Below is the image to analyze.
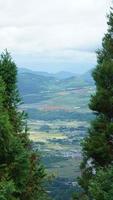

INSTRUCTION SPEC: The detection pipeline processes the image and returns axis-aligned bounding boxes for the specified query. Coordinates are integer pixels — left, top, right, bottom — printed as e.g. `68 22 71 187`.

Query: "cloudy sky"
0 0 112 73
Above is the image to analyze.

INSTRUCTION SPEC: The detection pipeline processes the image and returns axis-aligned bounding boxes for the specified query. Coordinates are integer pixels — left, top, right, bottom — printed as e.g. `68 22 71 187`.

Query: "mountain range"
18 68 77 79
18 68 94 97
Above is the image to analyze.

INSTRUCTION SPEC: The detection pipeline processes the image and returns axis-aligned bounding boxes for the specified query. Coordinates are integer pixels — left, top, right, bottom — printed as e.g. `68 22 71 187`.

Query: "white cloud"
0 0 112 72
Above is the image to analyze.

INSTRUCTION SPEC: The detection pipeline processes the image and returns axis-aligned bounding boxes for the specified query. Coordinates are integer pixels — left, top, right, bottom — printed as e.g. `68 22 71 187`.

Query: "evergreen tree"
89 166 113 200
74 8 113 199
0 50 49 200
0 50 26 134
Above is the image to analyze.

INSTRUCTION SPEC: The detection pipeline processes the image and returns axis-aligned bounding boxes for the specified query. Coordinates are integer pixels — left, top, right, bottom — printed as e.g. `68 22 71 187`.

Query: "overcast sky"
0 0 112 73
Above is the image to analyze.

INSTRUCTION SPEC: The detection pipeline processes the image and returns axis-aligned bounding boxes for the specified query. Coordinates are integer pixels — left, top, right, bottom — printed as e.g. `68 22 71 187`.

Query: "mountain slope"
18 69 94 97
52 71 76 79
18 72 56 95
18 68 76 79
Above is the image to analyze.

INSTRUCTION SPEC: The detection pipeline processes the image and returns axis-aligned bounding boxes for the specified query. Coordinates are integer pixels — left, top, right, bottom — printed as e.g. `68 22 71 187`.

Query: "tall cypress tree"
0 50 49 200
0 78 23 200
0 50 26 134
74 8 113 200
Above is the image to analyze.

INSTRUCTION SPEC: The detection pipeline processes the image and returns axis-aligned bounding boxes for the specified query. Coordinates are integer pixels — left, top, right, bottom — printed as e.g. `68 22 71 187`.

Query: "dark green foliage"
0 179 16 200
0 50 17 106
73 8 113 200
89 166 113 200
82 116 113 167
89 60 113 118
0 50 48 200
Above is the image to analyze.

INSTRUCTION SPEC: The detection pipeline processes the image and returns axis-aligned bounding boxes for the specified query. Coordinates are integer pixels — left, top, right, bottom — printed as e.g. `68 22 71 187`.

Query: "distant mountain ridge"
18 68 77 79
18 68 94 99
18 72 56 95
52 71 77 79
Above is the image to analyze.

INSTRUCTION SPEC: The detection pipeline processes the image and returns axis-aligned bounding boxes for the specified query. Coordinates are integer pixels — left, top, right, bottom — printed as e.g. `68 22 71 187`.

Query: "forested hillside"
18 69 94 96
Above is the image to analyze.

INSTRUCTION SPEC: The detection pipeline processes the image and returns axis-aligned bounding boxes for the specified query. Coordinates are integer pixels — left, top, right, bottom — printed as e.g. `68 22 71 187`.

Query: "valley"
18 69 94 200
